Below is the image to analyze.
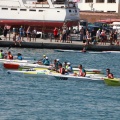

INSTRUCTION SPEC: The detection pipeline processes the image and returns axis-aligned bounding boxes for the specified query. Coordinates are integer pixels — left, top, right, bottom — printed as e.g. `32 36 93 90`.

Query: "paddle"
7 45 12 51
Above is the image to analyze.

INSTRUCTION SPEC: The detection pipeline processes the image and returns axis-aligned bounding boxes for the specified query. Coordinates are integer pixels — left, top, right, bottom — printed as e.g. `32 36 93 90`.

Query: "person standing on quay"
3 26 8 40
19 26 24 41
26 26 31 42
80 27 84 42
53 27 58 42
32 27 37 42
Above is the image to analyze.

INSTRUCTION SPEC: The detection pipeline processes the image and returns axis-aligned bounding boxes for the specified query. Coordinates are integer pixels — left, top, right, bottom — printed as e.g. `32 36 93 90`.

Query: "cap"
67 62 71 65
43 55 46 57
46 57 48 59
56 59 59 61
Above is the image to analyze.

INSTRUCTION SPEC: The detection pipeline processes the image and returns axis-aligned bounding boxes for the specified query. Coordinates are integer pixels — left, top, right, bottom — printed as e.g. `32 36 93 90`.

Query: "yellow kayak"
104 78 120 86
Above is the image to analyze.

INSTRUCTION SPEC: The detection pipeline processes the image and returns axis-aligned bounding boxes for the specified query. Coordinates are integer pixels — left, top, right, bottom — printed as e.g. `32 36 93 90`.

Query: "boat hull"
104 78 120 86
4 63 19 69
7 69 104 81
0 19 78 27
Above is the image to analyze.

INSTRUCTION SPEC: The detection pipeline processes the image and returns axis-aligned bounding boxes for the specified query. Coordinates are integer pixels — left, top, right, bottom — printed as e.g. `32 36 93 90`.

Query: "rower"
42 55 46 64
82 46 86 53
106 68 114 79
78 64 86 77
7 51 13 60
37 54 46 64
52 59 57 70
56 59 61 70
17 53 23 60
0 50 5 59
57 63 66 75
63 61 67 69
66 62 73 74
43 57 50 66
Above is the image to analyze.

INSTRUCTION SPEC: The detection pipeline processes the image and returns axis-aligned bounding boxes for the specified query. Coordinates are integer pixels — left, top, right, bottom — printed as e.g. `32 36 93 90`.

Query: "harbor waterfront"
0 48 120 119
0 36 120 51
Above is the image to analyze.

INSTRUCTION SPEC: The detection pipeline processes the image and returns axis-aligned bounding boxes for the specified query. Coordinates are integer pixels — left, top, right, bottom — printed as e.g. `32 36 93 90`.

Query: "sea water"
0 48 120 120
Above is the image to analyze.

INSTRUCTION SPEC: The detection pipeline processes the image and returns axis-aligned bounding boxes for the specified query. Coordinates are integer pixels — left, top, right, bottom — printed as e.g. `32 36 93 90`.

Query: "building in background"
78 0 120 14
78 0 120 23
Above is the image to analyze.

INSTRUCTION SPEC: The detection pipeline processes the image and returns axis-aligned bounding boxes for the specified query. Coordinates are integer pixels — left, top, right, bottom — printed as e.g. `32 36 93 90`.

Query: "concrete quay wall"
0 41 120 51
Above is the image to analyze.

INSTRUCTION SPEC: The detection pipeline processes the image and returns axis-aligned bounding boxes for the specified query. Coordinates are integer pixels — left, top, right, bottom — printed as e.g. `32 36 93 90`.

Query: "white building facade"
78 0 120 13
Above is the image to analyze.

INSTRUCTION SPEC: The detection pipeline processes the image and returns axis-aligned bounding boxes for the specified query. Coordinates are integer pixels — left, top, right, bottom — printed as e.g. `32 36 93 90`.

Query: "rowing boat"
54 49 109 54
3 62 102 74
104 78 120 86
7 69 105 80
3 62 51 69
0 59 31 63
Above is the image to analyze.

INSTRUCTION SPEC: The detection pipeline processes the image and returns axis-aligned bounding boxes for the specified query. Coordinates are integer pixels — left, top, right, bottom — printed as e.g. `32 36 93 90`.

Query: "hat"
56 59 59 61
43 55 46 57
67 62 71 65
46 57 48 59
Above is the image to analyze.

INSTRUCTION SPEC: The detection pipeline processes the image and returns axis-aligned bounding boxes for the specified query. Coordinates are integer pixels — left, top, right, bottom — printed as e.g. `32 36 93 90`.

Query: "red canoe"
3 63 20 69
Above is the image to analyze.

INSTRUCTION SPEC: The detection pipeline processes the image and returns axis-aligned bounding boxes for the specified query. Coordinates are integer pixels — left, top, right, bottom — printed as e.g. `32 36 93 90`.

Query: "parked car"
87 25 100 33
93 22 111 33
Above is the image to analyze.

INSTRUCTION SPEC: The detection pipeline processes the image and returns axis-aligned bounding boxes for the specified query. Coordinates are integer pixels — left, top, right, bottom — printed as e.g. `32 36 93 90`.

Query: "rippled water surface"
0 48 120 120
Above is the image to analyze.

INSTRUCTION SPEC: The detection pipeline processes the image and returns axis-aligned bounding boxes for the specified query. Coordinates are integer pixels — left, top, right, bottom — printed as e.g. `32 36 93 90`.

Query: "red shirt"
7 55 13 60
53 29 58 36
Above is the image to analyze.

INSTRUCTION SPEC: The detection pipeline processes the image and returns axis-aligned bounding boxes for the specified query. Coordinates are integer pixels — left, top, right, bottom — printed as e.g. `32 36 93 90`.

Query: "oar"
7 45 12 51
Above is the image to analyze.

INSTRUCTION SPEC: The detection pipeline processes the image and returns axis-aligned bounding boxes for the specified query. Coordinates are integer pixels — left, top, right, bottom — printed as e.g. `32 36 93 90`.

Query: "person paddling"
57 63 66 75
78 64 86 77
17 53 23 60
7 51 13 60
66 62 73 74
37 55 46 65
0 50 5 59
106 68 114 79
43 57 50 66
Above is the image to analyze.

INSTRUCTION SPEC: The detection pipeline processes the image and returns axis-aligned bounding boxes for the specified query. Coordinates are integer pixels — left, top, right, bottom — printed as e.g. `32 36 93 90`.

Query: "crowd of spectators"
1 25 119 46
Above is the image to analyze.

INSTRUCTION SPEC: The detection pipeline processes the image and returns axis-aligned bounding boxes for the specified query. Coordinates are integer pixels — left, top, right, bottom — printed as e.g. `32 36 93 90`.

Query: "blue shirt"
43 59 50 66
17 56 22 60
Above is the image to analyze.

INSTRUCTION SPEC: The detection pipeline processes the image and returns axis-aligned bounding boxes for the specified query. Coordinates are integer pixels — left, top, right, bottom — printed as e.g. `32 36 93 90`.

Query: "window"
2 8 8 10
107 0 116 3
39 10 43 12
85 0 93 3
20 9 27 11
96 0 104 3
29 9 36 11
11 8 17 10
